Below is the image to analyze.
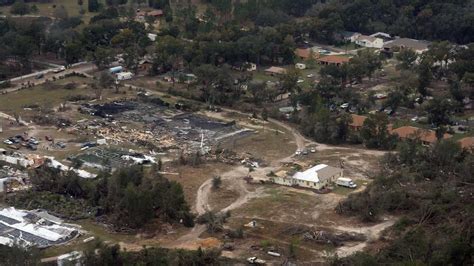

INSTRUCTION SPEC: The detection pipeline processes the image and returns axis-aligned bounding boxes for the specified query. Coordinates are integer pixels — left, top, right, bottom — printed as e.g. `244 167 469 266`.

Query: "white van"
335 177 357 188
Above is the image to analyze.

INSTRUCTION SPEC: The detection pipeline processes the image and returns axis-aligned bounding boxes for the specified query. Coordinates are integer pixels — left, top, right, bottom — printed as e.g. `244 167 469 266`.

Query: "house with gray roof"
383 38 430 54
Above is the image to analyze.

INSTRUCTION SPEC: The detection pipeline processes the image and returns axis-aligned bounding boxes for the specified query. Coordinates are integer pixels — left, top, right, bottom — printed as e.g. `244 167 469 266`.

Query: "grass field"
0 76 134 113
0 0 106 23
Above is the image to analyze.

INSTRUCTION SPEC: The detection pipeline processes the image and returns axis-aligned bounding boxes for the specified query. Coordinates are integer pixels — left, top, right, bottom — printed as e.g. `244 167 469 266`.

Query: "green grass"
335 42 358 51
252 70 278 82
0 0 105 23
0 77 93 113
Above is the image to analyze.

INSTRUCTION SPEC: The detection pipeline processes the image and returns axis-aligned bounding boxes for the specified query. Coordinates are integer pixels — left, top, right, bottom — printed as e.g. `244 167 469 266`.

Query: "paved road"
2 62 96 93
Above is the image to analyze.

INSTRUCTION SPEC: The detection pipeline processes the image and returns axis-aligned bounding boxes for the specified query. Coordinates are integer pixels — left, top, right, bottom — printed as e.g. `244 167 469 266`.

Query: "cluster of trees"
83 241 223 266
0 241 225 265
13 163 193 229
336 140 473 264
307 0 474 44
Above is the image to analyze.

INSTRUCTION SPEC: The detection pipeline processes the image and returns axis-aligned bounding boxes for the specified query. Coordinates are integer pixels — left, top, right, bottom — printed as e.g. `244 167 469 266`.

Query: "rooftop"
318 55 350 64
294 48 318 59
293 164 342 183
383 38 430 51
350 114 367 128
391 126 452 144
356 35 378 43
458 137 474 151
264 66 287 75
0 207 80 248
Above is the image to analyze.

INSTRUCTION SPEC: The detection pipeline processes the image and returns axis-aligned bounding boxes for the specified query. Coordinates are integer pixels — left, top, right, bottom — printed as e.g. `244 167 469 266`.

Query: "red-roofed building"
295 48 319 60
391 126 452 145
458 137 474 152
349 114 367 131
318 55 350 66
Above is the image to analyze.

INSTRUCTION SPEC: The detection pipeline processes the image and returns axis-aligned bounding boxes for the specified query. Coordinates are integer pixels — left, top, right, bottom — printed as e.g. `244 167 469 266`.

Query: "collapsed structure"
0 207 80 248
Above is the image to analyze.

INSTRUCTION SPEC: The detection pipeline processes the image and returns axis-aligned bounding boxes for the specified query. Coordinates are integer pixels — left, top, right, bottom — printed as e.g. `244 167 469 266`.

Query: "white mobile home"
116 72 133 81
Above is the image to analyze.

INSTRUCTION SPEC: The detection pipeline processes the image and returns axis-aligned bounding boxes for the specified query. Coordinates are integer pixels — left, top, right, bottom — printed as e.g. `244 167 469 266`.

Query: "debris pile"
281 225 366 246
302 230 366 246
0 207 82 248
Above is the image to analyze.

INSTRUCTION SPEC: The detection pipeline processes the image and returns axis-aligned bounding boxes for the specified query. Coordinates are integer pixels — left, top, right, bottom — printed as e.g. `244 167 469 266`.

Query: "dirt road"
4 62 96 93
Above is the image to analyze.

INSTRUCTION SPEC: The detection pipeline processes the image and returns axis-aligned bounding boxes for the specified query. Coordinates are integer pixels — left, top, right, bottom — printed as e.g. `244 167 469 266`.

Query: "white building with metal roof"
271 164 343 190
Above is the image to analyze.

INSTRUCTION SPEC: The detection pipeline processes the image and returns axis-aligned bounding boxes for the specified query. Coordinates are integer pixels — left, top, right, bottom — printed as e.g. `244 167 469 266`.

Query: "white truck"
335 177 357 188
247 257 266 264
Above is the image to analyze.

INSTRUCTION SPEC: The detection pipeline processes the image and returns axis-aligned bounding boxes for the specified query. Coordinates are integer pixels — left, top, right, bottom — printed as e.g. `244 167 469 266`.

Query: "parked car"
9 137 20 144
340 103 349 109
27 143 37 150
28 138 39 145
306 73 315 78
35 73 44 79
56 142 66 149
310 148 316 153
53 66 66 73
3 139 13 145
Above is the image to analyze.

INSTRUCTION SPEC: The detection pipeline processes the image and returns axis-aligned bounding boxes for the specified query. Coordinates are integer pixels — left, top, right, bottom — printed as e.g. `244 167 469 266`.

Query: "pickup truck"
247 257 266 265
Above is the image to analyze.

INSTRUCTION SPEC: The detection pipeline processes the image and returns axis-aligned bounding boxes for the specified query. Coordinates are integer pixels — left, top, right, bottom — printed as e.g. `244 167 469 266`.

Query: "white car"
307 74 315 78
3 139 13 145
340 103 349 109
297 79 304 83
411 116 419 122
53 66 66 73
295 150 301 156
310 148 316 153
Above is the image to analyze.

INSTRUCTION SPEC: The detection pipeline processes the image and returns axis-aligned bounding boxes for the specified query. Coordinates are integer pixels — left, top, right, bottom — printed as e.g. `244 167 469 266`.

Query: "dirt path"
164 108 392 254
335 217 396 257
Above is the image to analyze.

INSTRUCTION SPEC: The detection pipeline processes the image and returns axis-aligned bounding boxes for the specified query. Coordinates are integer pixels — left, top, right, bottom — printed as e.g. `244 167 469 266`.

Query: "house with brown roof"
295 48 319 60
264 66 287 76
318 55 350 66
391 126 452 145
458 137 474 152
147 10 163 17
349 114 367 131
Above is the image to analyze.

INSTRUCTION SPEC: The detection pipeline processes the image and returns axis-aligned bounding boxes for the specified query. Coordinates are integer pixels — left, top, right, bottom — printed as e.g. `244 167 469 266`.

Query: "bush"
10 1 30 15
212 176 222 189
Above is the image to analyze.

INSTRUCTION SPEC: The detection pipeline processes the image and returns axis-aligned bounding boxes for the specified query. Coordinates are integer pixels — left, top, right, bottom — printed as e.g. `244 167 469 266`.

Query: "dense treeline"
8 163 194 229
83 241 224 265
230 0 473 44
335 140 473 264
0 241 226 266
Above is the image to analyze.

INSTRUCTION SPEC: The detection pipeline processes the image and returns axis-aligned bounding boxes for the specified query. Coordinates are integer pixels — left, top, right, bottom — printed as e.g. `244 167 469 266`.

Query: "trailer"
335 177 357 188
116 72 133 81
109 66 123 74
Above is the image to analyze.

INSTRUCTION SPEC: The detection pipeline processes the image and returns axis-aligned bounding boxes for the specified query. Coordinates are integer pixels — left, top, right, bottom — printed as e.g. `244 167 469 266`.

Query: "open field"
0 0 103 23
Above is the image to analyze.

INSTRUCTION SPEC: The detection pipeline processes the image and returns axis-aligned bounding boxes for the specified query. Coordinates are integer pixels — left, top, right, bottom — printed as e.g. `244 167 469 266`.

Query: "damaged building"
0 207 81 248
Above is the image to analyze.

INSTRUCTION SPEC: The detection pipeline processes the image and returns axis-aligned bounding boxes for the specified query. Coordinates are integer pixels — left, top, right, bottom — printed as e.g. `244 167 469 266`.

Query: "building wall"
355 38 383 48
271 174 342 189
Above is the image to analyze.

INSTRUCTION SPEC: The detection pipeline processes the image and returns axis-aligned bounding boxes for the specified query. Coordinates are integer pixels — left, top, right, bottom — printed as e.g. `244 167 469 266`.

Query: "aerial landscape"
0 0 472 265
